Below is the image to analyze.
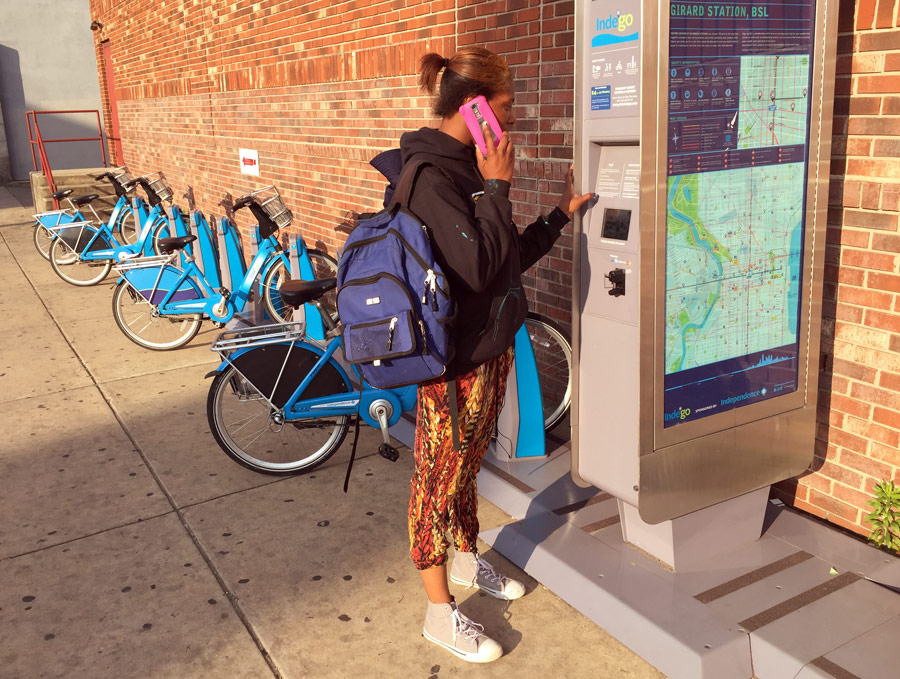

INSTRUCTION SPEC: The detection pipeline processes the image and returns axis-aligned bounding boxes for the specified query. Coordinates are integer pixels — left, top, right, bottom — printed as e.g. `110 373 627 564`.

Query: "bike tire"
114 206 139 245
33 225 54 261
111 279 202 350
207 352 350 475
525 312 572 432
261 250 338 324
150 219 171 256
48 237 113 287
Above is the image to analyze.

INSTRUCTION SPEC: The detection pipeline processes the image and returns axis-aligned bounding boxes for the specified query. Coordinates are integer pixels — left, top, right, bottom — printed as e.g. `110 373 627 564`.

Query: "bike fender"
205 361 228 378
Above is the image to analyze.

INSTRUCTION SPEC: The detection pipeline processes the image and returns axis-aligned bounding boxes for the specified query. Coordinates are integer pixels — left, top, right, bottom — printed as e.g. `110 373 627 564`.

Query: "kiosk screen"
602 209 632 241
663 0 815 427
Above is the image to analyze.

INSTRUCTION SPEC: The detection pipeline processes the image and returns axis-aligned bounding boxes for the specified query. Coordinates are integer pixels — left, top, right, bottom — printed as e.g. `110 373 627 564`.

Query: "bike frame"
36 193 140 246
214 331 418 430
54 196 172 264
118 232 282 324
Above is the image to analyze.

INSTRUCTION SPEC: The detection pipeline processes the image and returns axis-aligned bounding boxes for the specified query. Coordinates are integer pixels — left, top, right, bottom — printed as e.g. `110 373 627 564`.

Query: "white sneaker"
449 551 526 600
422 599 503 663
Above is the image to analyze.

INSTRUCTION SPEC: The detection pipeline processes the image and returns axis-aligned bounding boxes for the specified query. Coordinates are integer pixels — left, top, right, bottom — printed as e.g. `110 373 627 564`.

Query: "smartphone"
459 95 503 156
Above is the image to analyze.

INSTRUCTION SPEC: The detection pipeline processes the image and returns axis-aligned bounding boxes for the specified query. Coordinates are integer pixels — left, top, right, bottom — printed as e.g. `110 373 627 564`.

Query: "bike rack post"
248 236 266 325
288 235 306 326
217 220 233 298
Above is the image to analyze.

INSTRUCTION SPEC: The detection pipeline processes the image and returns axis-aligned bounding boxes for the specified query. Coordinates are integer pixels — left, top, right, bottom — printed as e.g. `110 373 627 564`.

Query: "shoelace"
475 555 506 587
451 608 486 643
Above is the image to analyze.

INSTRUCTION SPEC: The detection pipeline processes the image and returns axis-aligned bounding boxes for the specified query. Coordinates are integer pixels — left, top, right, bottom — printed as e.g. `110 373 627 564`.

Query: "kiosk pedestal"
571 0 837 564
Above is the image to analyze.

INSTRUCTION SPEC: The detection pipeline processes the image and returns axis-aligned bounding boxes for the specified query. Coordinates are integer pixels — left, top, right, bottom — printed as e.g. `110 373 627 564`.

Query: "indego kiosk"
572 0 838 566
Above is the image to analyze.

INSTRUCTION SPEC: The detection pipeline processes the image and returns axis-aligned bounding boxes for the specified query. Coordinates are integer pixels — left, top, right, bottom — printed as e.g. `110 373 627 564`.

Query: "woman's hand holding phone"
476 123 514 183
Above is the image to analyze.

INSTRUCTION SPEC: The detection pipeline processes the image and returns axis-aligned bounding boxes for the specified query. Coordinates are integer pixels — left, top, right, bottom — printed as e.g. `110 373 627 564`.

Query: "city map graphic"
665 164 803 374
665 54 809 376
737 55 810 149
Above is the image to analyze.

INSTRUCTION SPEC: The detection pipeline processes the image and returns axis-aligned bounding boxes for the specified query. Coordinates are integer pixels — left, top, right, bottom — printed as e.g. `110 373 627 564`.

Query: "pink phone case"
459 96 503 155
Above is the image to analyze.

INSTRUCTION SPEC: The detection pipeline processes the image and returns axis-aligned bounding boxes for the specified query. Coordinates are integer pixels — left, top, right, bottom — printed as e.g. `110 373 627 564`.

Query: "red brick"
880 371 900 391
870 441 900 466
857 75 900 94
838 285 893 310
875 0 898 28
829 393 873 419
850 382 900 410
867 272 900 294
873 407 900 431
865 309 900 333
842 249 899 272
807 489 862 522
856 0 878 30
840 449 895 479
819 460 865 489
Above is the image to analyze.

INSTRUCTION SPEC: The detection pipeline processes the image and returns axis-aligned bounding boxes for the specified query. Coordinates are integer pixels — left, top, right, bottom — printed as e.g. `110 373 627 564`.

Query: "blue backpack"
337 160 455 389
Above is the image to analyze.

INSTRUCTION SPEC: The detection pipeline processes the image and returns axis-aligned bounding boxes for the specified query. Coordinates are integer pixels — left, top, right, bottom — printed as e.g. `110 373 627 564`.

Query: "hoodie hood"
400 127 476 167
399 127 483 202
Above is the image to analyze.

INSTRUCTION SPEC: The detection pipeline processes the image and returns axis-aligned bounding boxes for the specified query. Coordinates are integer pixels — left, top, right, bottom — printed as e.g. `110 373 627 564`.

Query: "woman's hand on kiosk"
557 165 595 219
476 123 514 184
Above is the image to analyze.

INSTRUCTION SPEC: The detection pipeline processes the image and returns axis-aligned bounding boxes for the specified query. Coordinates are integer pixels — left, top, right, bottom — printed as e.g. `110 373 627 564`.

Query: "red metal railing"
26 110 108 209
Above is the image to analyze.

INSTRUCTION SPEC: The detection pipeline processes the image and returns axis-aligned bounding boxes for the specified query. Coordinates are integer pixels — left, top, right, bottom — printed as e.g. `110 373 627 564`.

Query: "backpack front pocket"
343 311 416 364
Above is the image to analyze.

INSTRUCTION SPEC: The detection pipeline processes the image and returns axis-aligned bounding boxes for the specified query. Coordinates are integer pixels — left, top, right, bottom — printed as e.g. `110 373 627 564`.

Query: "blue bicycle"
110 186 335 350
47 172 176 286
204 278 572 474
33 168 140 261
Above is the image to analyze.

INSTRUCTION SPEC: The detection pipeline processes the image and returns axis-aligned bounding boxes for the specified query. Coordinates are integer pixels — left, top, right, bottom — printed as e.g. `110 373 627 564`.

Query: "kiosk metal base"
475 445 900 679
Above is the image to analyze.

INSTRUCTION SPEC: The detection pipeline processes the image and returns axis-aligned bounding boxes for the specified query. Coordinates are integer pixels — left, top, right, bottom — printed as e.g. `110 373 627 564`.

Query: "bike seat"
279 278 337 308
157 235 197 253
71 194 99 207
51 189 73 201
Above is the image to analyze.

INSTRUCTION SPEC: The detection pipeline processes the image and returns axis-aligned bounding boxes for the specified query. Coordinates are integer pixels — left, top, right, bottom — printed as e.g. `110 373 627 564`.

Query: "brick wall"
88 0 574 318
771 0 900 538
88 0 900 538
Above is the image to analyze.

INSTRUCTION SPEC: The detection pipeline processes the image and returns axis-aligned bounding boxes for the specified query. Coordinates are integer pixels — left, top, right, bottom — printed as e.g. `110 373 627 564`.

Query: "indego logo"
664 407 691 422
597 11 634 32
592 10 639 47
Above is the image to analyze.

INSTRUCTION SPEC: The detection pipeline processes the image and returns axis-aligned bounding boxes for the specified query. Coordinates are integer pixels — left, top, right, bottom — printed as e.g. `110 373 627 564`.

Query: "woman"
401 47 593 663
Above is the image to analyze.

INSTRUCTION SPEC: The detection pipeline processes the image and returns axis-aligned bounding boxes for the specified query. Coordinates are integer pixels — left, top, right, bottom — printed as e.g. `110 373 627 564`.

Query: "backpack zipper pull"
423 269 437 308
429 270 438 311
386 316 398 351
418 319 429 354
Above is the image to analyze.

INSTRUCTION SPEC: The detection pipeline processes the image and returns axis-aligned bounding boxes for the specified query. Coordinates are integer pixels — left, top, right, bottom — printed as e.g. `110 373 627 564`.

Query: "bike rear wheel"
48 237 113 286
261 250 338 324
525 312 572 431
111 279 202 350
207 355 350 474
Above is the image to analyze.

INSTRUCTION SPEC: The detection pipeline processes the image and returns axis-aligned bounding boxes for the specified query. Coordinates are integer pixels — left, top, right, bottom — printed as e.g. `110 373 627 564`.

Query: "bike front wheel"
114 207 139 245
48 237 113 286
111 280 202 350
261 250 338 324
207 356 350 474
525 312 572 432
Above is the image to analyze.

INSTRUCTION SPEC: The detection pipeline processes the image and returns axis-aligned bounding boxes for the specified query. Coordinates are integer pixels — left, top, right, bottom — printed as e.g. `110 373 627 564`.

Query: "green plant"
865 480 900 553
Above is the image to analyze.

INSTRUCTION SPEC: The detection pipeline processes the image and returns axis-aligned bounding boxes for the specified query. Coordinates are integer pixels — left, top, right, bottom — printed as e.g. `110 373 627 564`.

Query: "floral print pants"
408 347 514 570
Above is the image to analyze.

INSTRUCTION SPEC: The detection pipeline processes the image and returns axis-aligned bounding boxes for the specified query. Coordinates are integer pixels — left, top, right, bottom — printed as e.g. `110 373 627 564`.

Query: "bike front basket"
147 174 174 202
258 190 293 229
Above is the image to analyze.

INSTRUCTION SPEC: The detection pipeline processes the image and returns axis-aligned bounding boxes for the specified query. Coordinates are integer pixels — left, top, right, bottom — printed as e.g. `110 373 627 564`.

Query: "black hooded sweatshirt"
399 126 569 378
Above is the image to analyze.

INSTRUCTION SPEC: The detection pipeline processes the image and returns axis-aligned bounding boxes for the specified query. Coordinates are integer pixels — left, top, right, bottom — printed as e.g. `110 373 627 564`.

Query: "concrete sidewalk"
0 185 665 679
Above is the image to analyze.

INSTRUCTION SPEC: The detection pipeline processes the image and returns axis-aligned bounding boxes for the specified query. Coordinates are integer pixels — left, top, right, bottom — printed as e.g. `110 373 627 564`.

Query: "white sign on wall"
239 148 259 176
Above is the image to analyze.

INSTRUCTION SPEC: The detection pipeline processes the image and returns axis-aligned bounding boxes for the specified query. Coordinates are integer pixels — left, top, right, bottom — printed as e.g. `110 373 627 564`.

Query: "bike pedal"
378 443 399 462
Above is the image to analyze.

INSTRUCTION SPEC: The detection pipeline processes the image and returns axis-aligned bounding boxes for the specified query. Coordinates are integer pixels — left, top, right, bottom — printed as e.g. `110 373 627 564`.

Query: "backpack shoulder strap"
388 160 454 213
